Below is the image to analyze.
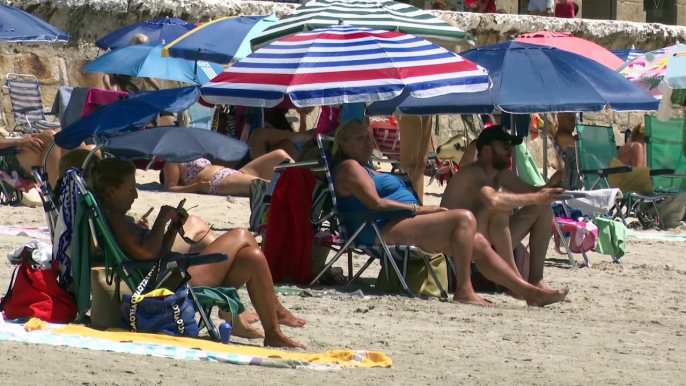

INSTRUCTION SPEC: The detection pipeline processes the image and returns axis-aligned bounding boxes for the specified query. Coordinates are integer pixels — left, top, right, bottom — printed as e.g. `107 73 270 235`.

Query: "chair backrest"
6 73 47 123
188 102 215 130
368 118 401 161
575 124 618 190
644 115 686 192
315 134 419 242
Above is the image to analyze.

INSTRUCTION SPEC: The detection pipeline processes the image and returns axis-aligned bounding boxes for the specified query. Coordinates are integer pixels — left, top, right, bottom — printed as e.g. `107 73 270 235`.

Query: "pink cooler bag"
553 218 598 254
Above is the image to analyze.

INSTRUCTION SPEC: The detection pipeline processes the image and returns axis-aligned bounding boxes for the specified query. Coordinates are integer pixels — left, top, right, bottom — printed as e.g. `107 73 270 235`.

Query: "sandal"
318 267 347 285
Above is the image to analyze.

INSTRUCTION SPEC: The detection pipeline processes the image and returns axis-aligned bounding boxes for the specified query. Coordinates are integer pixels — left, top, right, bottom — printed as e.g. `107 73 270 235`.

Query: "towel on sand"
568 188 622 215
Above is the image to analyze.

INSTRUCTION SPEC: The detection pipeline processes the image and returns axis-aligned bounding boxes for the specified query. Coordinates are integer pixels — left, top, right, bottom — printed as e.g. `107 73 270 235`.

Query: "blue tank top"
335 165 418 244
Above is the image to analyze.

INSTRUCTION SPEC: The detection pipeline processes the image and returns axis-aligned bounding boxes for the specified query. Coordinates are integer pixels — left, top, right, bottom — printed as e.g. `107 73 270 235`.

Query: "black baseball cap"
476 125 523 151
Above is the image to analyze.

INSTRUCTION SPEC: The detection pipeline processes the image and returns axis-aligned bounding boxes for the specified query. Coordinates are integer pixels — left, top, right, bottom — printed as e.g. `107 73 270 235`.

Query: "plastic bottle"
219 322 232 344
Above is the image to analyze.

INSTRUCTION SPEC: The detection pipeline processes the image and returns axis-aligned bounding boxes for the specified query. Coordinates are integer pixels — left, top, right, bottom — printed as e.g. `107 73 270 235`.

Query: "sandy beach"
0 170 684 386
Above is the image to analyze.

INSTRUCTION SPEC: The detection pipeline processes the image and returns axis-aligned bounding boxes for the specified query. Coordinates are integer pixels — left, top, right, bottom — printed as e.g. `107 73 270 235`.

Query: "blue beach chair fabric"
6 73 60 135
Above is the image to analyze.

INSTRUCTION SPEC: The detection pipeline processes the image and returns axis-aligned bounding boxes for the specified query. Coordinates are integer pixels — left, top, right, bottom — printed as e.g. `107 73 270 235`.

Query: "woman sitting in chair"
617 123 646 168
162 149 293 196
90 157 305 348
332 119 568 307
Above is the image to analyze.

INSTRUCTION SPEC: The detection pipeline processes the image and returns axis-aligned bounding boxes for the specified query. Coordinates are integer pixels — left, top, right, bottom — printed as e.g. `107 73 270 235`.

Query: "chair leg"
552 217 577 266
187 282 219 341
344 256 375 287
310 223 367 286
371 223 414 298
652 200 664 230
423 256 448 300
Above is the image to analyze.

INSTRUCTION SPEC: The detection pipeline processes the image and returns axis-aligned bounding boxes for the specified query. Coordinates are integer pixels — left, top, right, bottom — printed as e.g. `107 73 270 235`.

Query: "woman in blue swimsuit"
332 120 568 307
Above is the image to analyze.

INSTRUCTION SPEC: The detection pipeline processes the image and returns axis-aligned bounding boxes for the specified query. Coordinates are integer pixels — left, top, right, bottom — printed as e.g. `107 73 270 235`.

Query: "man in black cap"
441 125 564 291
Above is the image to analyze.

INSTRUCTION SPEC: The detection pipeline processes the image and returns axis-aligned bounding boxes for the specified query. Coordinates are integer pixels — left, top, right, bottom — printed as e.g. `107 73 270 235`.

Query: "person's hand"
537 187 564 203
174 207 189 227
545 170 565 188
17 134 45 153
158 205 178 223
136 216 150 229
195 179 211 193
417 205 449 215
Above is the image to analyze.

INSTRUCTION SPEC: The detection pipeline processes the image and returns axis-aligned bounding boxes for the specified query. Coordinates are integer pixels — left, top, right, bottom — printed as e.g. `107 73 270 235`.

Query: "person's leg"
15 130 61 187
239 149 293 180
213 172 261 196
399 115 432 204
247 127 310 159
171 215 218 254
475 208 519 274
187 228 305 348
508 205 554 288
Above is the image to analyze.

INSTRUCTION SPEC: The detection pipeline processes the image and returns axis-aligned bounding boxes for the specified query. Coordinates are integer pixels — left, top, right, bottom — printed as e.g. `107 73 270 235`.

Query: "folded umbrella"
99 126 249 163
54 86 200 150
96 17 196 50
0 4 68 43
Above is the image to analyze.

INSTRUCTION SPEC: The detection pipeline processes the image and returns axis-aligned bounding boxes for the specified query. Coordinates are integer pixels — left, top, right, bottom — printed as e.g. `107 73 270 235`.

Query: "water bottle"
219 322 232 344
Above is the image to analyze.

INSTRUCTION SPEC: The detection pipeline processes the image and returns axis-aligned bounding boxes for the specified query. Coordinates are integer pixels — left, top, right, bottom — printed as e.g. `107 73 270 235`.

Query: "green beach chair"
57 169 243 340
644 115 686 193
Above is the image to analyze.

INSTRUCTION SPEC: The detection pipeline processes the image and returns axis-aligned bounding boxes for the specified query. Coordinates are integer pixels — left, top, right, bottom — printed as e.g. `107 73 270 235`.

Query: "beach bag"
119 258 198 337
376 255 448 298
0 248 77 323
554 218 598 254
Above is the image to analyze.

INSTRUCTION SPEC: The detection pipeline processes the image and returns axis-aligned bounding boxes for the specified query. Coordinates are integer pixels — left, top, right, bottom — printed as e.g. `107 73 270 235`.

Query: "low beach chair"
55 169 243 339
5 73 60 135
308 134 452 299
644 115 686 194
0 147 25 205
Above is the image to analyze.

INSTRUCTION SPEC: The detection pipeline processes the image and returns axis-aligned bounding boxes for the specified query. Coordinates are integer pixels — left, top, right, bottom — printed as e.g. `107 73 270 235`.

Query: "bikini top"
184 158 212 184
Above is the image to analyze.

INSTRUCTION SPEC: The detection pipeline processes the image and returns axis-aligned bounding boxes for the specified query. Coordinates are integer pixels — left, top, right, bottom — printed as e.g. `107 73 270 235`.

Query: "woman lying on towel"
332 120 569 307
91 158 305 348
161 149 294 196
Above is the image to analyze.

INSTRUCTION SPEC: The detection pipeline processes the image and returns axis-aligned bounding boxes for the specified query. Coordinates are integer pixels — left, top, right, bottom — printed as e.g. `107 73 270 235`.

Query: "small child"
554 0 575 18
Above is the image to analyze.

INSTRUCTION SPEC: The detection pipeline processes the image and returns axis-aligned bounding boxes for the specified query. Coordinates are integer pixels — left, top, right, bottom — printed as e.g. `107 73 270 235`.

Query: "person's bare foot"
277 308 307 328
505 288 524 300
526 287 569 307
242 310 260 324
453 291 495 307
232 317 265 339
264 332 306 349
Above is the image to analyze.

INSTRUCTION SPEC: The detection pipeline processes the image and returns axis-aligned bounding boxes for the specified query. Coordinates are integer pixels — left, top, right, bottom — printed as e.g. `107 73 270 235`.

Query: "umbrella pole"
542 113 549 181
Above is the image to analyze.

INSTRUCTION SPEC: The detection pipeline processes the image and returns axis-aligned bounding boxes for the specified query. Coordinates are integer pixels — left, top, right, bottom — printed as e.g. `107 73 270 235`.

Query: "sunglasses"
177 224 212 245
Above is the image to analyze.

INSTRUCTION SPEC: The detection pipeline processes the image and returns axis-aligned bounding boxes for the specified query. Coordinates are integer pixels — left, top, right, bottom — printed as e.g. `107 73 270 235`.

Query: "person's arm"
335 160 444 215
630 142 646 167
102 74 116 91
105 206 176 261
0 134 45 153
472 168 560 211
144 77 161 90
477 0 488 12
162 163 210 193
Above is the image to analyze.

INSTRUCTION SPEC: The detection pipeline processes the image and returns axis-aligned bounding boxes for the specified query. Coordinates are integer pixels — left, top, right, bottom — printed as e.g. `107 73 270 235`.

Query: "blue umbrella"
610 46 647 64
162 15 279 64
366 41 659 116
54 86 199 150
0 4 68 43
95 17 196 50
99 126 249 162
80 43 224 85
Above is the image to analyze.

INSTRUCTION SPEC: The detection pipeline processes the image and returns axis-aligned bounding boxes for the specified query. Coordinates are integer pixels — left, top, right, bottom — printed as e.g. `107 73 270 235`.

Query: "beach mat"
0 317 391 370
626 229 686 242
0 225 51 240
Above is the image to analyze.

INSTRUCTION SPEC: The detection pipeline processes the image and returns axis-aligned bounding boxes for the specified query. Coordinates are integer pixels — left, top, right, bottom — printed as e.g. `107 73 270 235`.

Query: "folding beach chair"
56 170 243 339
308 134 453 299
0 147 25 205
644 116 686 194
5 73 60 135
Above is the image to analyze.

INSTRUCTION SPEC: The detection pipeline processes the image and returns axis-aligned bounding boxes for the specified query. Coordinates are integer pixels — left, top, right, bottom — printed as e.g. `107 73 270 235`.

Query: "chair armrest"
121 252 228 272
0 147 21 157
337 208 416 221
580 166 632 176
11 106 40 114
649 169 675 176
274 159 324 171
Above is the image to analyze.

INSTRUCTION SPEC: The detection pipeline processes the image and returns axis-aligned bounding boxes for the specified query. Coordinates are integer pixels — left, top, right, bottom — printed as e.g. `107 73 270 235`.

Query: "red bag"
0 249 77 323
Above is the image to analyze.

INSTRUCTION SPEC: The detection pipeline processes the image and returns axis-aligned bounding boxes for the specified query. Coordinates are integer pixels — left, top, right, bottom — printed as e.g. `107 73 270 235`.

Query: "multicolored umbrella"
664 45 686 90
0 4 68 43
162 15 279 64
515 31 623 69
610 46 647 64
201 25 489 108
617 45 673 98
251 0 474 50
95 17 195 50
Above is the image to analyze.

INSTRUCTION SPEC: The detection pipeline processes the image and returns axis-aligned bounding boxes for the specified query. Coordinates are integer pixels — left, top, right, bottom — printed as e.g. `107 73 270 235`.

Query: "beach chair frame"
5 73 60 135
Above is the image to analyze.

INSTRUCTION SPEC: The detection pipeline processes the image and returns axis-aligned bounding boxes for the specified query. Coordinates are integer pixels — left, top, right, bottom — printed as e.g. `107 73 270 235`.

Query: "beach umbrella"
251 0 473 50
617 45 679 99
162 15 279 64
663 45 686 91
95 17 195 50
201 25 489 108
515 31 623 69
99 126 249 162
611 46 647 65
0 4 68 43
54 86 199 149
366 41 659 115
80 43 223 85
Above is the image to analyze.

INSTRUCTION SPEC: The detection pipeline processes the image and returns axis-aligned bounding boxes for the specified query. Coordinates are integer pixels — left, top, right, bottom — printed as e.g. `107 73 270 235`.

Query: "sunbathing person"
618 123 646 168
332 120 568 307
90 158 305 348
162 150 293 196
441 125 565 292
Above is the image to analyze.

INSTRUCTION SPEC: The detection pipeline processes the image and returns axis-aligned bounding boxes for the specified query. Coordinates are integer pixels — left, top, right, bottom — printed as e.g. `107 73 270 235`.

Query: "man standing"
440 125 564 289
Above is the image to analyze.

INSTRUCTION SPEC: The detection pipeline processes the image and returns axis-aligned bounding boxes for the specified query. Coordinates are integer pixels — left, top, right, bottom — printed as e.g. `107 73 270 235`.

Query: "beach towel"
263 168 317 284
81 88 128 117
53 169 79 289
594 217 627 258
568 188 622 215
514 143 545 186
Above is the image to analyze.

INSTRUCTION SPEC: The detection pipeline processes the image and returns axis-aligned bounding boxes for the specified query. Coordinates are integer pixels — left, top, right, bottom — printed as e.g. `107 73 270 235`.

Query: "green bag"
376 255 448 298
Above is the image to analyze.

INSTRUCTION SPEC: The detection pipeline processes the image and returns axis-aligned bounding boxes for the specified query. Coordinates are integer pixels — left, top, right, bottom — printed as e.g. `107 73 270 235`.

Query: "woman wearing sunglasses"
90 157 305 348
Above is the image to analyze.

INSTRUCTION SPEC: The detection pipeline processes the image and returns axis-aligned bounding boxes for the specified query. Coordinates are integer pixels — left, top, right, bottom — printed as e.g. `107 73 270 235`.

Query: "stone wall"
4 0 686 146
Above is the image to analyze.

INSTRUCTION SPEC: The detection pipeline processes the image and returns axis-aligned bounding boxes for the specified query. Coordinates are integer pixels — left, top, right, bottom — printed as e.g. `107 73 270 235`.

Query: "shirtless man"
441 125 564 290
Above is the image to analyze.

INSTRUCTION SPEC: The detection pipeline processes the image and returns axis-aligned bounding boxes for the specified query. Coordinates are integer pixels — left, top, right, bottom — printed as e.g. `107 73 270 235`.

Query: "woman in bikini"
162 149 294 196
617 123 646 167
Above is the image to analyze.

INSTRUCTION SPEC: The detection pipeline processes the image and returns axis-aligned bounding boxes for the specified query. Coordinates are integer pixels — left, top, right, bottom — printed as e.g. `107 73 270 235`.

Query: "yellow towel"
608 157 654 193
50 323 391 368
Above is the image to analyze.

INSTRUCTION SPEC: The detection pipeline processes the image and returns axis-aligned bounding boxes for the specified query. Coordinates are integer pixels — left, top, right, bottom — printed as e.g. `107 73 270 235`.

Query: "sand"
0 169 684 386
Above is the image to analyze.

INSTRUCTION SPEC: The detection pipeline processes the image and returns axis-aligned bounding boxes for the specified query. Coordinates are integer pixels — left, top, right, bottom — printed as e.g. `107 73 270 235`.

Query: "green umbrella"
251 0 474 50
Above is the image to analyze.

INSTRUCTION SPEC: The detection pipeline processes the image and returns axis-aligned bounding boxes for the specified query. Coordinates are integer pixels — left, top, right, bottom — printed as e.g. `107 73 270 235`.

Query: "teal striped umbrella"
251 0 474 50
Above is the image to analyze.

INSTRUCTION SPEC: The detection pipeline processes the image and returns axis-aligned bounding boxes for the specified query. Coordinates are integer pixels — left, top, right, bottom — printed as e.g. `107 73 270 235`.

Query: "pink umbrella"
516 31 624 69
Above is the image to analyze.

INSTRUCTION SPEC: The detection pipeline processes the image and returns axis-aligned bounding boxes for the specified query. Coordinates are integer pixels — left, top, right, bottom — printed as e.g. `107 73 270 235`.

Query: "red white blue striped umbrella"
200 25 489 108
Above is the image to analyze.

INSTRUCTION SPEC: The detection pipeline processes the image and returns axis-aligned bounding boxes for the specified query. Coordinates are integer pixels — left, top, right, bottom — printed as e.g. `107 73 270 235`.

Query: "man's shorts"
528 0 554 12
